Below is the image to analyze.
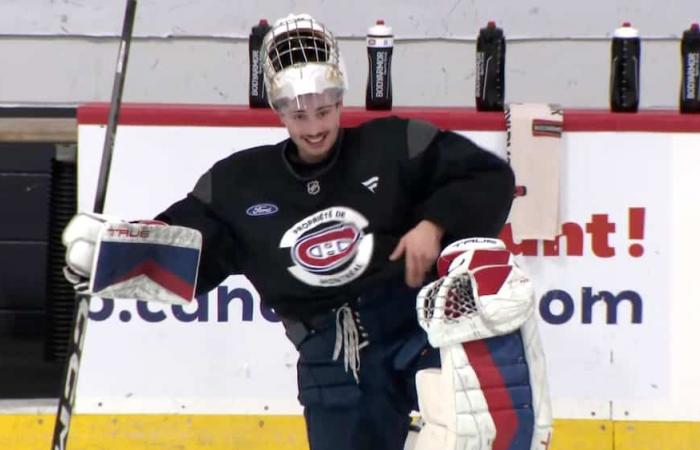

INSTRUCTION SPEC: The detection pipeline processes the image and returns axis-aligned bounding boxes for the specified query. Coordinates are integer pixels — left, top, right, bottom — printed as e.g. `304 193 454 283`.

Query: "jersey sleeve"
401 119 515 240
155 168 239 296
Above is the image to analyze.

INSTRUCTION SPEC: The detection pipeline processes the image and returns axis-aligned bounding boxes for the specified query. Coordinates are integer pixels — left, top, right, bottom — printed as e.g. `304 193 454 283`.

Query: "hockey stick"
51 1 137 449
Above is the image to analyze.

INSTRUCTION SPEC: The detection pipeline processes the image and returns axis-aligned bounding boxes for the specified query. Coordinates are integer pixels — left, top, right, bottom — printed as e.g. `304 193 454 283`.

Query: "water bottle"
610 22 641 112
680 23 700 113
475 21 506 111
249 19 271 108
366 20 393 110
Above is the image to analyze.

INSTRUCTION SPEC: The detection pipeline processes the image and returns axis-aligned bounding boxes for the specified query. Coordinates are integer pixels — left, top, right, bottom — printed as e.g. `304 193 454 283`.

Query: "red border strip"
77 102 700 132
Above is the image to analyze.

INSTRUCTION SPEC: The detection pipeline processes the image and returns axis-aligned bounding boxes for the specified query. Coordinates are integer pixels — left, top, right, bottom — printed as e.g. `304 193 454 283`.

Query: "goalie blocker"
63 212 202 305
413 238 552 450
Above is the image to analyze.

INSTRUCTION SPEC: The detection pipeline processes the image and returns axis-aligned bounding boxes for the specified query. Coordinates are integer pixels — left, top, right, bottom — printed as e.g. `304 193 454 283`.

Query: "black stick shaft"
93 0 137 214
51 2 137 449
49 292 90 450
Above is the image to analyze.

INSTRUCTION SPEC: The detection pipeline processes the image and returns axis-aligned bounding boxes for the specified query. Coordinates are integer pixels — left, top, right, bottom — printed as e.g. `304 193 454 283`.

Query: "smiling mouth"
305 134 326 145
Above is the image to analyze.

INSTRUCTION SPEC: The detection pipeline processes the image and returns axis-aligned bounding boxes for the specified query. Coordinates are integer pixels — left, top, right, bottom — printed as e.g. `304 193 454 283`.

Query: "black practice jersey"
157 116 514 319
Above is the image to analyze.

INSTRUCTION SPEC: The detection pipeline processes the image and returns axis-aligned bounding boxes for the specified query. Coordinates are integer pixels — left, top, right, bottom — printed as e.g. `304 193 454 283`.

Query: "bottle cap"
259 19 268 26
614 22 639 38
368 19 393 37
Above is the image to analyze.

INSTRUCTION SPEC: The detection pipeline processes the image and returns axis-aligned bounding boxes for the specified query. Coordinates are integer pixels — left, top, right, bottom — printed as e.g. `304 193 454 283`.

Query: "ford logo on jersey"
293 223 362 272
246 203 279 216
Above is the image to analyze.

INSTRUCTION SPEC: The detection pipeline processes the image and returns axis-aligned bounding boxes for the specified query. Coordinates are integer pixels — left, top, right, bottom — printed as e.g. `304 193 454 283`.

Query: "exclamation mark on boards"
628 207 645 257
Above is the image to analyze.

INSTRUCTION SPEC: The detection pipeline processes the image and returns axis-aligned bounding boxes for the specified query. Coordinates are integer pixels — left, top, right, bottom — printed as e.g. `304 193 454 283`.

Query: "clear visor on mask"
271 78 344 113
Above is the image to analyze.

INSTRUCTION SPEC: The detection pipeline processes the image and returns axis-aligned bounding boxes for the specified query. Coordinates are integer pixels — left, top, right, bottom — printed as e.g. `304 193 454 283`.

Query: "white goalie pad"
519 317 555 449
414 354 495 450
412 238 553 450
417 241 535 348
63 213 202 305
414 316 553 450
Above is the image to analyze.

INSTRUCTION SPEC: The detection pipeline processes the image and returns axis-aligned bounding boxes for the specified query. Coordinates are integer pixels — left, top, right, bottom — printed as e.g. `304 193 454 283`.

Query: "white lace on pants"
332 304 370 383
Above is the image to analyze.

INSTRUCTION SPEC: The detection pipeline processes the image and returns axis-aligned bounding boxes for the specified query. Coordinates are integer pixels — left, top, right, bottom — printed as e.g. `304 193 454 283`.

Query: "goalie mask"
261 14 347 111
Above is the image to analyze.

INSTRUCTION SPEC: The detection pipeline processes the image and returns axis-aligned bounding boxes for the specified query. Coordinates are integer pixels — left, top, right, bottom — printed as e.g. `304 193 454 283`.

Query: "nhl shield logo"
307 180 320 195
279 207 374 287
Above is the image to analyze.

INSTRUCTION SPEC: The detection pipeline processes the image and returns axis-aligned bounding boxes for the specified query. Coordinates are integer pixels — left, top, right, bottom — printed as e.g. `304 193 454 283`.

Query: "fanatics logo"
361 176 379 193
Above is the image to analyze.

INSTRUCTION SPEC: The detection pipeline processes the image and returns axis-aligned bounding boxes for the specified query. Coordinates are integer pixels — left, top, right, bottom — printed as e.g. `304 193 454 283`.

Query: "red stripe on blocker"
115 260 195 301
463 340 519 450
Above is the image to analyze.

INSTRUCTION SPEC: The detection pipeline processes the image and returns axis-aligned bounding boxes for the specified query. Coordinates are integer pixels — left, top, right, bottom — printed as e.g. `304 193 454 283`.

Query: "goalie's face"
278 93 343 164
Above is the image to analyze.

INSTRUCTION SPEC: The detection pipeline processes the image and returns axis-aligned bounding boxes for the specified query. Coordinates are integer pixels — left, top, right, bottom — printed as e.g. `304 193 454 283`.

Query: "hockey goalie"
413 238 553 450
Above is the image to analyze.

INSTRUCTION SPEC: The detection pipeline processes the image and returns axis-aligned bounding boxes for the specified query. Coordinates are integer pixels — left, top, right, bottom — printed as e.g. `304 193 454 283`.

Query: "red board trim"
77 103 700 132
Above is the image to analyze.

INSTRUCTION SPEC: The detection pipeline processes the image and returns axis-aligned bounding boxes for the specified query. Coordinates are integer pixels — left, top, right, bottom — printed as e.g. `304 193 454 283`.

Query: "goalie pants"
282 278 440 450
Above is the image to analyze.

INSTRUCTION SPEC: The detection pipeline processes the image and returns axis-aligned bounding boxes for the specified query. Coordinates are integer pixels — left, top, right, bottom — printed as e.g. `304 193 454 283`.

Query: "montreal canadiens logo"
279 207 374 287
293 223 362 272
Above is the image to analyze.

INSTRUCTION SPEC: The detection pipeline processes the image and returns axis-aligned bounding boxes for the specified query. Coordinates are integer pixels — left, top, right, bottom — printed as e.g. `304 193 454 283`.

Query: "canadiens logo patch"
293 223 362 272
279 207 374 287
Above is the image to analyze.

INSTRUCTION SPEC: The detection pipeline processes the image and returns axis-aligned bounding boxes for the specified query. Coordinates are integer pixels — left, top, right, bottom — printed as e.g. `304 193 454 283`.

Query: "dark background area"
0 107 77 398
